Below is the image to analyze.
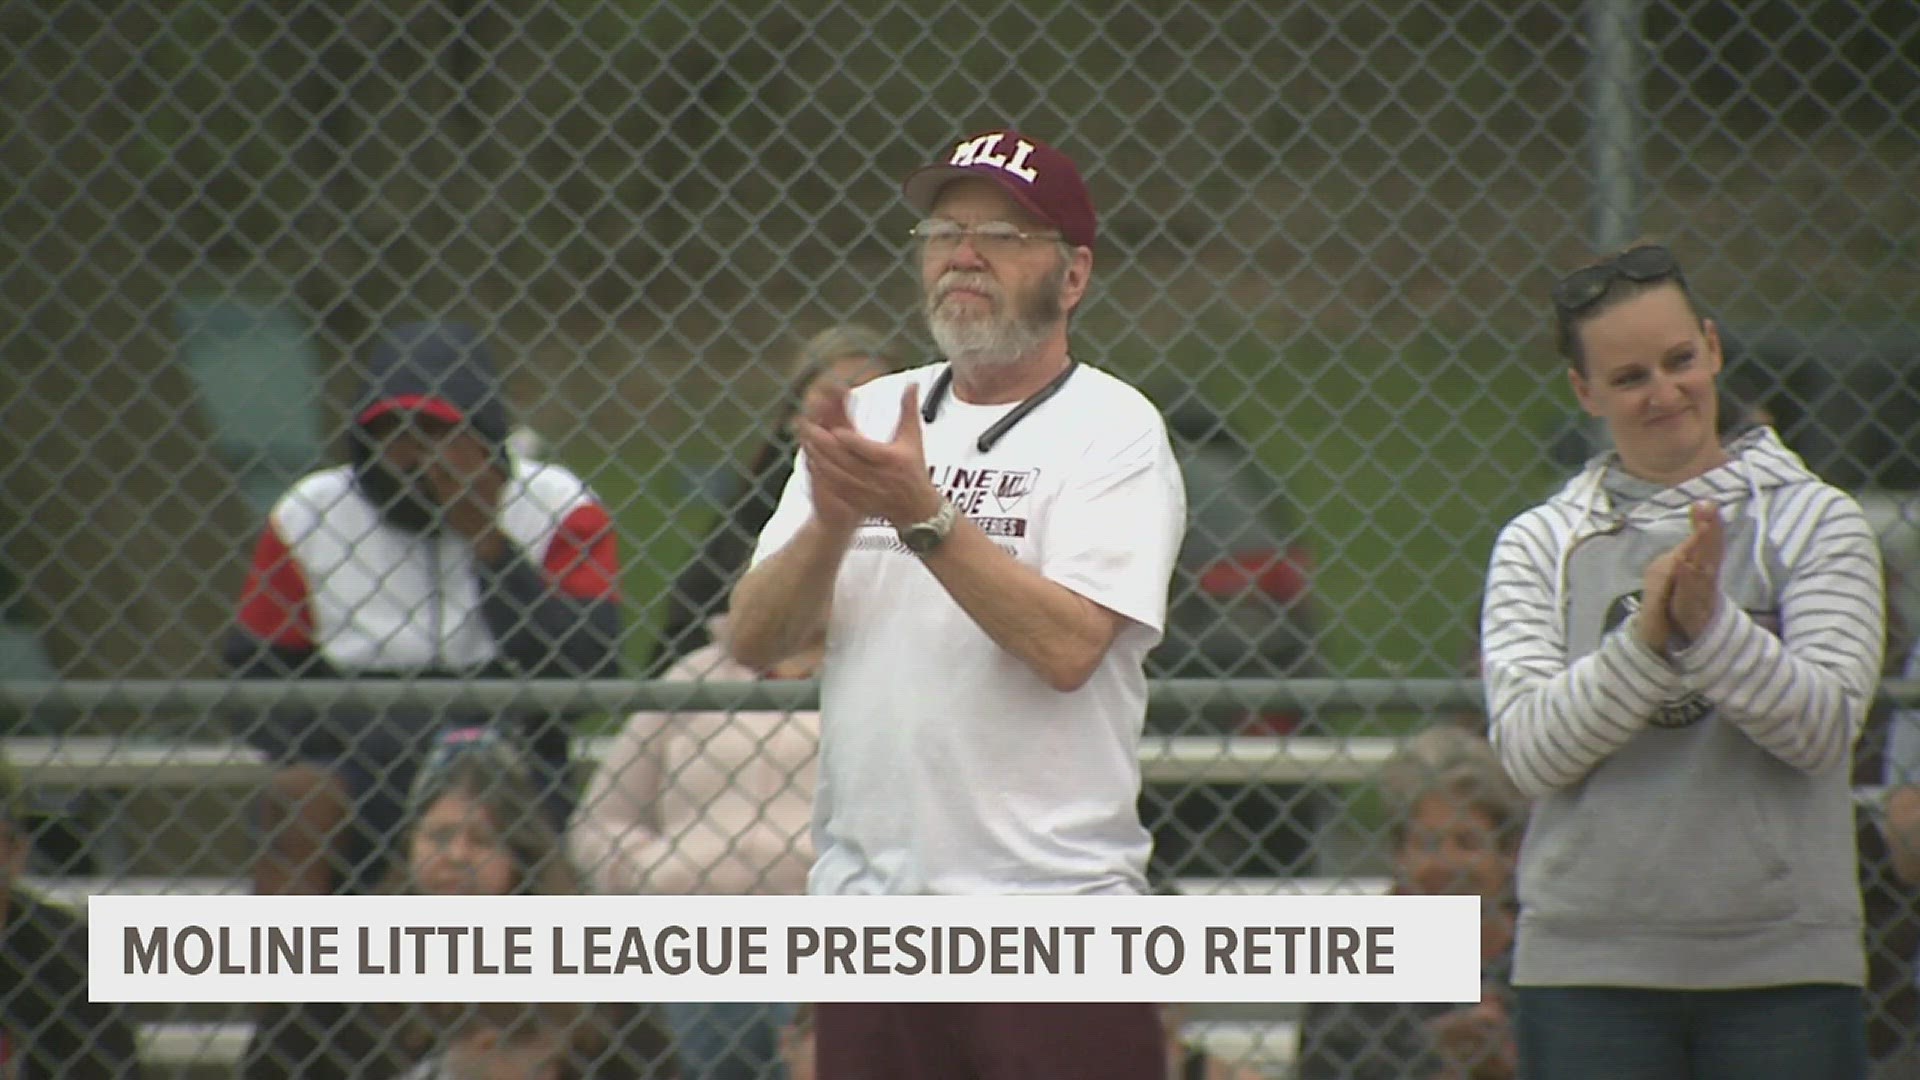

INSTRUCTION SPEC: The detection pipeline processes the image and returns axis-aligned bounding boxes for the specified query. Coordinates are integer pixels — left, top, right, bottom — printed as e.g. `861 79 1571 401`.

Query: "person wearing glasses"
725 129 1187 1078
1480 242 1886 1078
224 322 625 1080
381 750 679 1079
1296 724 1524 1080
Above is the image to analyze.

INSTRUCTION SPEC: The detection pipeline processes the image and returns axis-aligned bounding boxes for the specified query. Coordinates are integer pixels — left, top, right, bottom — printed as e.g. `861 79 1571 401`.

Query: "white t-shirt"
749 361 1187 896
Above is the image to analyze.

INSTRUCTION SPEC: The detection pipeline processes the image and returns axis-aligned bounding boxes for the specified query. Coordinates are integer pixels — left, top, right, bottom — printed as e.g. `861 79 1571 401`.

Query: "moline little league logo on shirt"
929 464 1041 538
1602 591 1784 730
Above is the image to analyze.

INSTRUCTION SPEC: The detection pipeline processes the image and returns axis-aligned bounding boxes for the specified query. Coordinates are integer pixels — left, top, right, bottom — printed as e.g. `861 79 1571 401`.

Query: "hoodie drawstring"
1553 469 1607 633
1550 430 1791 643
1746 457 1773 601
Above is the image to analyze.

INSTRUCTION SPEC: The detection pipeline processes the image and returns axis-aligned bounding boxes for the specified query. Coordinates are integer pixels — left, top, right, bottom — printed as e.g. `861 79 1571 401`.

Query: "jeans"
1514 984 1868 1080
662 1001 795 1080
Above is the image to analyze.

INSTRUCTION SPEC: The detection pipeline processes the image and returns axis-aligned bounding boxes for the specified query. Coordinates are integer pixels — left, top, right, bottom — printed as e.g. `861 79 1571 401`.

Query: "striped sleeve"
1678 485 1885 776
1481 508 1682 797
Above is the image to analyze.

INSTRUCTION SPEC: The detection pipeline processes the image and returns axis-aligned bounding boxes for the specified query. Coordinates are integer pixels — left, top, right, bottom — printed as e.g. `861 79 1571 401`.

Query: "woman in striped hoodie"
1480 243 1886 1079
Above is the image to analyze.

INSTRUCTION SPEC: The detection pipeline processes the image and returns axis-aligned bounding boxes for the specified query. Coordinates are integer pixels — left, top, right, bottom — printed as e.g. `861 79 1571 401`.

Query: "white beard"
928 304 1050 374
924 267 1063 374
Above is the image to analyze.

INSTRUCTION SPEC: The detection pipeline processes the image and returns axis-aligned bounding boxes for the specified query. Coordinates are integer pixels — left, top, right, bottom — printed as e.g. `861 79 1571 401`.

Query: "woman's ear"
1568 365 1603 418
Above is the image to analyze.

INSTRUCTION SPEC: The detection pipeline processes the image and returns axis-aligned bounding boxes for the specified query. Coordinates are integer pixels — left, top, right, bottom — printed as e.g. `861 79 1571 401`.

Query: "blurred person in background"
1296 725 1523 1080
1156 1004 1270 1080
381 747 679 1079
223 320 624 1079
0 755 142 1079
726 127 1186 1077
573 611 819 1079
1439 624 1492 737
1140 396 1324 881
1482 242 1885 1079
649 326 900 674
775 1005 813 1080
779 1000 1268 1080
1871 637 1920 1078
396 1002 577 1080
1880 647 1920 886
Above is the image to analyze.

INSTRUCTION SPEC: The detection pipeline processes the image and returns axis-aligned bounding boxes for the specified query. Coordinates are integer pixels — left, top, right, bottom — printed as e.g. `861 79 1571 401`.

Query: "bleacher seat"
28 875 244 911
136 1020 252 1071
125 1018 1303 1075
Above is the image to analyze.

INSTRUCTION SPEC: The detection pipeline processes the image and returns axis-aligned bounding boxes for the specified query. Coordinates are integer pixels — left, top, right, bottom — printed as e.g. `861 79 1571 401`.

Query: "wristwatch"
897 500 959 556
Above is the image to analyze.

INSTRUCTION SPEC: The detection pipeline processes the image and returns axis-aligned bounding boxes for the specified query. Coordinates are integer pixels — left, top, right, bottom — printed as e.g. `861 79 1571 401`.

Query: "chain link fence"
3 0 1919 1075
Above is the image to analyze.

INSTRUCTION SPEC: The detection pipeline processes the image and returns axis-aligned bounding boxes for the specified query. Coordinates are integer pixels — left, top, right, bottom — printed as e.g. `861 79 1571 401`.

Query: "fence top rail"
9 678 1920 714
0 726 1907 798
1 677 1487 713
0 733 1406 787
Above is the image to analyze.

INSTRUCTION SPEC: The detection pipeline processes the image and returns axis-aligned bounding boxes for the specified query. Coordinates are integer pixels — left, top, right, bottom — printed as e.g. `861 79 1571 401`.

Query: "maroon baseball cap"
902 129 1097 251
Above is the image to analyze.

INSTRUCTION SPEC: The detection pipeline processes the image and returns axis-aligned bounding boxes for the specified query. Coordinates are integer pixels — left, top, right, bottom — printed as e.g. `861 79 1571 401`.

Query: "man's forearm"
727 516 854 669
919 516 1117 692
475 545 623 677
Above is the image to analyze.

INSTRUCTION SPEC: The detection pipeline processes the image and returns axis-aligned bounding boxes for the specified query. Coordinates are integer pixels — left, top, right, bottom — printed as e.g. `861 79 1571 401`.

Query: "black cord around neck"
920 360 1080 452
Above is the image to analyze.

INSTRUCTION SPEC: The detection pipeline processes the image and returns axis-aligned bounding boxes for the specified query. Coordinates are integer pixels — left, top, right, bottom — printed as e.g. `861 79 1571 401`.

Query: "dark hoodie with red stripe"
223 321 623 778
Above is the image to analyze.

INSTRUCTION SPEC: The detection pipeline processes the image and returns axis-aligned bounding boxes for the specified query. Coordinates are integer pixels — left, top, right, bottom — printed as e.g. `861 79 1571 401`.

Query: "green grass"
1110 322 1571 684
577 449 712 666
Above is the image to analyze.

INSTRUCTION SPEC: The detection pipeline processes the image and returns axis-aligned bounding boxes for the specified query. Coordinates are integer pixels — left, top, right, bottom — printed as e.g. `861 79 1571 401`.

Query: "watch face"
899 503 953 554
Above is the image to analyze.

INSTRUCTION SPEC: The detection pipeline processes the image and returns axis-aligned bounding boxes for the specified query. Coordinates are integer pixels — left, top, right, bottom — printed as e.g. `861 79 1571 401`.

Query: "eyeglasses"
910 219 1060 257
1551 244 1685 314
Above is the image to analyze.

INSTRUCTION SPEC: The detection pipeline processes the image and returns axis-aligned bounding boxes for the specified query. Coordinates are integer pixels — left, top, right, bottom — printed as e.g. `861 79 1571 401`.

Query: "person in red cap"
223 320 624 1080
728 130 1187 1077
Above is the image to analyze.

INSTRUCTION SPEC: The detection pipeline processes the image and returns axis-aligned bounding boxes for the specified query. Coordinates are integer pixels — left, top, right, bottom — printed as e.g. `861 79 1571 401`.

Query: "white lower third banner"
90 894 1482 1004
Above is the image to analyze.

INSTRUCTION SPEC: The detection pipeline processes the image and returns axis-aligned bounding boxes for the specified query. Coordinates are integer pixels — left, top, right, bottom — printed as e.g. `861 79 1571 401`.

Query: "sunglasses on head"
414 725 524 788
1551 244 1684 314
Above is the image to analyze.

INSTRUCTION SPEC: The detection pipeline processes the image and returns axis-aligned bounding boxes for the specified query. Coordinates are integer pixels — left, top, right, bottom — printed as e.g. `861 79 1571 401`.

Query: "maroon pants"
814 1002 1165 1080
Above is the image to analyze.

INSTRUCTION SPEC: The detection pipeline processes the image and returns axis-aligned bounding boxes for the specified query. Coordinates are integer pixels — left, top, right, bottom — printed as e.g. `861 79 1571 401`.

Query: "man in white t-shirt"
727 129 1187 1078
